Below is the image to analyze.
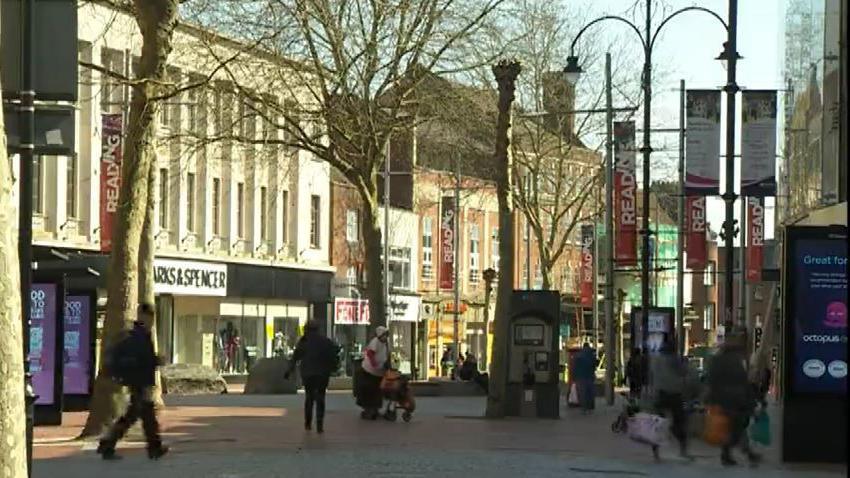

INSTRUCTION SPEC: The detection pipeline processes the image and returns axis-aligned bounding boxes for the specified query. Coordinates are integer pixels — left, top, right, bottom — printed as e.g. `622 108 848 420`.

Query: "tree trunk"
0 85 28 478
486 59 521 419
360 193 386 330
138 161 163 407
80 0 179 438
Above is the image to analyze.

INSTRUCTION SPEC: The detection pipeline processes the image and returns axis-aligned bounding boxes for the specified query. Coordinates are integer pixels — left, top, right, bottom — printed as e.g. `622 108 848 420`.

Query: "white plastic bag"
568 383 579 406
627 412 668 446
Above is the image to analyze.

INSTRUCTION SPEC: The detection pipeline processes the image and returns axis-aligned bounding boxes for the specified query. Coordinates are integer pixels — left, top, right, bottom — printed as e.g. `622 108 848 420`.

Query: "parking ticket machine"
506 290 560 418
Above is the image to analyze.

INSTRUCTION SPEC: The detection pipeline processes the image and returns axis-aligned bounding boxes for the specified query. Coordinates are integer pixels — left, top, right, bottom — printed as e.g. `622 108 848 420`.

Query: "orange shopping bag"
702 405 730 446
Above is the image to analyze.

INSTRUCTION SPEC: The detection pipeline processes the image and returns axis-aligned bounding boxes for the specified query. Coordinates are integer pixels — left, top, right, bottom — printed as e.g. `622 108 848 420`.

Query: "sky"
575 0 785 242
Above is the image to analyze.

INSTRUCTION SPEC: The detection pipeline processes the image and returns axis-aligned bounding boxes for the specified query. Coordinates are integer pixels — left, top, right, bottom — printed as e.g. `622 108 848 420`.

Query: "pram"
378 369 415 422
611 392 641 433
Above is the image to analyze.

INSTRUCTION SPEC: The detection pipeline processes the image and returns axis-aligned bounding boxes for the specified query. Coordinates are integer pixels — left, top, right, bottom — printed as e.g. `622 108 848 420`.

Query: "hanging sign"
685 90 721 195
439 196 456 290
747 198 765 282
685 196 707 270
99 113 123 252
613 121 637 266
741 90 778 197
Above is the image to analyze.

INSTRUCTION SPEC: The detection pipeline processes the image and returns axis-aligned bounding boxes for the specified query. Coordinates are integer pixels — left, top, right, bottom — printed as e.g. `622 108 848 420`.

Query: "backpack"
103 331 137 384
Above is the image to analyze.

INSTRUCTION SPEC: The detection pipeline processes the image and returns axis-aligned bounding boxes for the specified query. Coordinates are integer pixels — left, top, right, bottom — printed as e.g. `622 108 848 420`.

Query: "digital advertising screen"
30 283 57 405
63 295 91 395
789 234 847 396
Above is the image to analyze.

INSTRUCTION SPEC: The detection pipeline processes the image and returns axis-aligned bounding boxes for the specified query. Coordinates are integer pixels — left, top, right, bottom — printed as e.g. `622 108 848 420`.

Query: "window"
491 228 500 271
533 264 543 289
236 182 245 238
66 155 77 219
389 247 412 290
186 173 196 233
239 97 256 139
469 224 480 283
158 168 169 229
186 79 200 135
212 178 221 236
310 195 321 248
33 157 44 214
281 190 289 243
346 209 359 243
259 186 268 241
704 261 716 286
422 217 433 279
704 303 715 331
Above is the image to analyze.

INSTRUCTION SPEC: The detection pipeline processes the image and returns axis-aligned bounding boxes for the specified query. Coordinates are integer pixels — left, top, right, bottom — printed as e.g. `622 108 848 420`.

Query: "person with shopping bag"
647 341 692 461
706 331 762 467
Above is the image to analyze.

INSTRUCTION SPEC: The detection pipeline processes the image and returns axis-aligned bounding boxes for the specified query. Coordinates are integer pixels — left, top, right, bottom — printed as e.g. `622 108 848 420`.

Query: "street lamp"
566 1 738 356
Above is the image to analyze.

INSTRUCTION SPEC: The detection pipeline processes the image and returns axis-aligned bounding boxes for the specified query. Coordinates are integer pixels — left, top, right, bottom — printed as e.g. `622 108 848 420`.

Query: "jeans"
100 387 161 451
302 375 330 426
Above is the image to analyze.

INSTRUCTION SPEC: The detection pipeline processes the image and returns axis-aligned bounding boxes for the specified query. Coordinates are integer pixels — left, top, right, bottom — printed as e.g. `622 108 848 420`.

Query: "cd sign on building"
153 259 228 296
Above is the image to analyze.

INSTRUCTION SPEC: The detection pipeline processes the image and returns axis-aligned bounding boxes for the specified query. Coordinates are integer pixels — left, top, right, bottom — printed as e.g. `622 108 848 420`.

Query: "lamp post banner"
580 224 594 308
685 90 721 195
613 121 637 266
439 195 456 290
685 196 707 270
741 90 778 197
747 197 765 282
99 113 123 252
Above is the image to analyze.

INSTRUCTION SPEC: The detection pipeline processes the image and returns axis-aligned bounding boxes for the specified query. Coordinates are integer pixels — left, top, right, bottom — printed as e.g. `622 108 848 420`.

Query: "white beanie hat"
375 326 389 337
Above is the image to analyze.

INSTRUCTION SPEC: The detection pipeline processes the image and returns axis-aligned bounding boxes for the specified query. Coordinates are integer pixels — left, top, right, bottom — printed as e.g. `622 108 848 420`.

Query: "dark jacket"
574 348 597 382
626 355 646 385
290 333 337 378
123 326 159 388
706 347 755 413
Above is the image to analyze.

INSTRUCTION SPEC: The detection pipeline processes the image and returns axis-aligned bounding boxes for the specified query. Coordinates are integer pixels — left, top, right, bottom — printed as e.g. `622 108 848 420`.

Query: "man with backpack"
285 320 339 433
97 304 168 461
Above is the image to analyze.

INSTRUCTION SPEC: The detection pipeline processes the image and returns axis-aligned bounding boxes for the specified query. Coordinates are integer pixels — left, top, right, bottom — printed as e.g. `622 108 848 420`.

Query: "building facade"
16 1 334 376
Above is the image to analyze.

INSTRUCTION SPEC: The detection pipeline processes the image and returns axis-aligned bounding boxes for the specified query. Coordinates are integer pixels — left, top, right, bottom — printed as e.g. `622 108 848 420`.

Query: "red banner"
439 196 456 290
747 198 764 282
334 298 370 325
580 224 594 308
99 114 123 252
613 121 637 266
685 196 707 270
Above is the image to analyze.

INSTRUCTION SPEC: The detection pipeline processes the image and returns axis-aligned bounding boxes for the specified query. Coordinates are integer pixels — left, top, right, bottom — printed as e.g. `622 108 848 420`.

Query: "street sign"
3 105 76 155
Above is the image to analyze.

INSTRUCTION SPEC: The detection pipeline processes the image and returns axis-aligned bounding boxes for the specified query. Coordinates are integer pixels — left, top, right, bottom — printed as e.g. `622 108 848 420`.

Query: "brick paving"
33 393 847 478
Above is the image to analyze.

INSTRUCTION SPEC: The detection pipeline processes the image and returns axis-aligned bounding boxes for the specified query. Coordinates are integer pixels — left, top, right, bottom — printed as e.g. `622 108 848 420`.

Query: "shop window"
237 182 245 238
422 217 433 279
66 154 77 219
310 194 321 248
704 303 715 331
186 172 196 233
33 156 44 215
389 246 412 291
260 186 268 241
346 209 359 243
491 227 500 271
212 178 222 236
704 261 716 286
158 168 169 229
469 224 480 283
281 190 289 244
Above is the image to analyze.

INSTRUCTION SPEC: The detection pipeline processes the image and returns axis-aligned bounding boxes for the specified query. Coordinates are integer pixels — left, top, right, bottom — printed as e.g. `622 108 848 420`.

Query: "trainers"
96 442 121 461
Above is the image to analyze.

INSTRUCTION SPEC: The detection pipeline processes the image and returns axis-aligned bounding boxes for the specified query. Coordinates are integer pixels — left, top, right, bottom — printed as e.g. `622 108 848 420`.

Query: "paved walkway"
33 393 847 478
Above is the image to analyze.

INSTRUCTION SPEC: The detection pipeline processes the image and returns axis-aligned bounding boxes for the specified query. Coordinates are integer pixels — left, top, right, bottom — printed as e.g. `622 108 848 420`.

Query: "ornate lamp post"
564 1 739 353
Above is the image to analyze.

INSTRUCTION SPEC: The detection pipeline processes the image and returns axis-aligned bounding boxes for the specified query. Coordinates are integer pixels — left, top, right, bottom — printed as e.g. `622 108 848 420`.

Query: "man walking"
285 321 338 433
98 304 167 460
648 342 692 461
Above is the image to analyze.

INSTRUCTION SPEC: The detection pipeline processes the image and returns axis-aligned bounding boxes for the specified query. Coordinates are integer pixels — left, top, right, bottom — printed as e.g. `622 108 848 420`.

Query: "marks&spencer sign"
154 259 227 296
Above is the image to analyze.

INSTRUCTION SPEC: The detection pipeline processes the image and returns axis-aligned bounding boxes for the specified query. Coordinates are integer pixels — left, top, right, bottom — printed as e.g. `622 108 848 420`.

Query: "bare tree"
185 0 507 329
0 56 28 478
486 59 521 419
81 0 180 438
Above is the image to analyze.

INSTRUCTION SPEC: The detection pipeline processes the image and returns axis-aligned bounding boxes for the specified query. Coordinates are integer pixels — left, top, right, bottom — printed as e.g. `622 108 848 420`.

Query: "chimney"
542 71 576 141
